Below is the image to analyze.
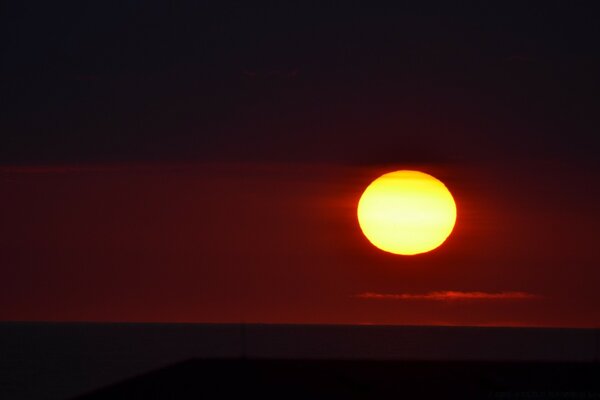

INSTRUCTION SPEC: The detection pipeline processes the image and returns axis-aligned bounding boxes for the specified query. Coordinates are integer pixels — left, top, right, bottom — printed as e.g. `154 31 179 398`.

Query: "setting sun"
357 170 457 255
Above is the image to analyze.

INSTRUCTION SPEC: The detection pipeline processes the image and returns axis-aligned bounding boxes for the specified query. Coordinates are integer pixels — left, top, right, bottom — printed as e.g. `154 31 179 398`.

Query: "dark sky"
1 2 599 327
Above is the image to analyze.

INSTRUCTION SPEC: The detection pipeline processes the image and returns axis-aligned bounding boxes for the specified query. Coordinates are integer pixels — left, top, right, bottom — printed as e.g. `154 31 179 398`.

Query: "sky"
1 2 599 327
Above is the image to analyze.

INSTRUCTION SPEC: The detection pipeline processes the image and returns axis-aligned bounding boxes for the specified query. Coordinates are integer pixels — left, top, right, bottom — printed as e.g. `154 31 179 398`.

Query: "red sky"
3 4 600 328
2 161 599 327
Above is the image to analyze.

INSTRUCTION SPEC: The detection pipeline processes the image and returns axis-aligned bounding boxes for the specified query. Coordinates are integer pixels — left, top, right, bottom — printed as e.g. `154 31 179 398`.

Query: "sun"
357 170 457 255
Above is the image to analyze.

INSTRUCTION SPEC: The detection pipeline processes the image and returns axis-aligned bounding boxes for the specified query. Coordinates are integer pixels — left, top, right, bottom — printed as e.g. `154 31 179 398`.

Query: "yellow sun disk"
357 171 457 255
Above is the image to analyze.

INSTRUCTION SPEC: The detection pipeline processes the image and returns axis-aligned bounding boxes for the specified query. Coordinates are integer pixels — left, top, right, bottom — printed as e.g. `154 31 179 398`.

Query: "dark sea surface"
1 323 599 399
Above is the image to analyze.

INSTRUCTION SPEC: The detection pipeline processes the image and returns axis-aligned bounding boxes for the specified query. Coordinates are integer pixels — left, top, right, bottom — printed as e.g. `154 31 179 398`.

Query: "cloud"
356 291 540 301
0 164 189 175
0 166 113 174
241 68 300 79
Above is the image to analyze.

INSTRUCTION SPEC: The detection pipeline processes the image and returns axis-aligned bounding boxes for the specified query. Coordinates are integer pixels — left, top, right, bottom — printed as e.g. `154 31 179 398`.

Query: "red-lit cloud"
0 164 163 174
356 291 540 301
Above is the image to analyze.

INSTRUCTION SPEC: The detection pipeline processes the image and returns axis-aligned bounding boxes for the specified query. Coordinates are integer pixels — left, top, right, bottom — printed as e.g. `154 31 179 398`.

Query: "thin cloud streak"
357 291 541 301
0 164 180 174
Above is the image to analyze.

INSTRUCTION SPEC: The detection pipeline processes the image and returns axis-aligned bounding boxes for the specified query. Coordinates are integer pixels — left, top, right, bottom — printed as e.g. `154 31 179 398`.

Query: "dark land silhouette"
1 323 600 399
77 358 600 399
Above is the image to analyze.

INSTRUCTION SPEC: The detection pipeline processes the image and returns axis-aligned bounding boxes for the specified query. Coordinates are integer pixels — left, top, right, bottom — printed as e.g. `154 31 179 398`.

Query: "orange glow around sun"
357 170 457 255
